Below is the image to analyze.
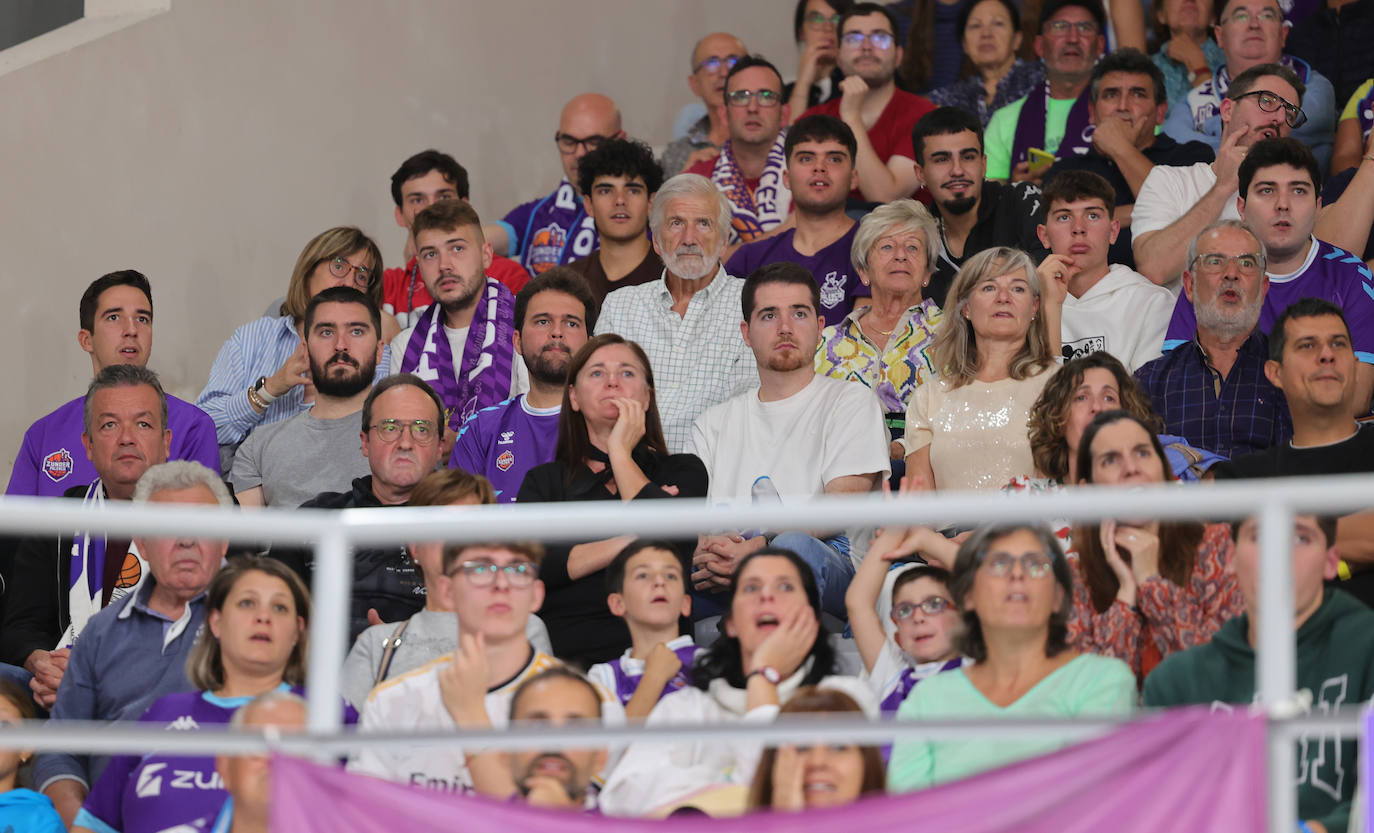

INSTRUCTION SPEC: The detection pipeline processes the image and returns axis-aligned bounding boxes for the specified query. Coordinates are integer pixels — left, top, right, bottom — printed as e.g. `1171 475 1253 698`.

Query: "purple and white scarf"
64 480 146 648
1011 81 1094 167
711 130 791 245
399 277 516 431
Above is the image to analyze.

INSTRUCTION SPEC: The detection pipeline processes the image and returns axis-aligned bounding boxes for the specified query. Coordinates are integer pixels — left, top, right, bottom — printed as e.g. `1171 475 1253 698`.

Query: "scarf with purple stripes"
710 131 791 245
399 277 516 431
1010 81 1094 169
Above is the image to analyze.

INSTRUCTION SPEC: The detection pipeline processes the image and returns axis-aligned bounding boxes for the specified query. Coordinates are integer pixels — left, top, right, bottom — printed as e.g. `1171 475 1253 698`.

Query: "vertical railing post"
306 527 352 740
1257 498 1297 833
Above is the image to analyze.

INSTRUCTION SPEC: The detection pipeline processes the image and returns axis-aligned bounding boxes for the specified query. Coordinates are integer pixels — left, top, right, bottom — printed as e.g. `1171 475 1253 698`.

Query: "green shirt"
984 94 1080 180
887 652 1136 792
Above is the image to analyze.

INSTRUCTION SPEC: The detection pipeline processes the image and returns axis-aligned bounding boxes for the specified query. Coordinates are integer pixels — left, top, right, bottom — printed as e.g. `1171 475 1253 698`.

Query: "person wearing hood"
1036 170 1173 371
1144 512 1374 833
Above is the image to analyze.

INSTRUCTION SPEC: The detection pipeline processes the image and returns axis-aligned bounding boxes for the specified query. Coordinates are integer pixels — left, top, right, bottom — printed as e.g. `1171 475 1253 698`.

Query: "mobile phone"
1027 147 1055 175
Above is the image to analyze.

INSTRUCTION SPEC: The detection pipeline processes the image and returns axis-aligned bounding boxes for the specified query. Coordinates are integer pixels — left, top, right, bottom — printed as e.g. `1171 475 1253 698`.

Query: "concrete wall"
0 0 794 479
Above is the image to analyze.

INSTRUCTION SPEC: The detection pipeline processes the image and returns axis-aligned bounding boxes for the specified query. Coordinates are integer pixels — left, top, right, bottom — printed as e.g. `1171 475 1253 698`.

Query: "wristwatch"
252 376 278 404
747 666 781 685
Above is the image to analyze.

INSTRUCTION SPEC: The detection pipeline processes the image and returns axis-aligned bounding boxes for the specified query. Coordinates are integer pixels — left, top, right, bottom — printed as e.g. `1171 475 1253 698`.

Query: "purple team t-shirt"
1163 239 1374 363
499 180 599 275
6 394 220 498
726 225 869 327
449 395 561 502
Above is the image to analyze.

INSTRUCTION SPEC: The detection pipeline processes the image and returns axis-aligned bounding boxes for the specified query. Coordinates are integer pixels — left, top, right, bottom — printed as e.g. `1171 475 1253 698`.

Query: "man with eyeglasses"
662 33 748 177
686 56 793 248
1134 219 1293 458
1160 137 1374 411
1161 0 1336 172
1134 63 1304 287
800 2 933 203
485 93 625 276
350 540 623 796
984 0 1107 184
275 374 446 640
230 287 381 509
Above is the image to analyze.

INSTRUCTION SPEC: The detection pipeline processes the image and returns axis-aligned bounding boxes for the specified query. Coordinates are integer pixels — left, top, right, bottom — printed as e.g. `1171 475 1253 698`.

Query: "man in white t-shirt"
1132 62 1303 290
688 262 889 620
1036 170 1173 370
348 540 620 794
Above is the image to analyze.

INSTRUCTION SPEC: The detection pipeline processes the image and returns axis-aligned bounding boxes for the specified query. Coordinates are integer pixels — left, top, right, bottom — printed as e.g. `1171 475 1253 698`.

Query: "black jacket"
1 484 93 666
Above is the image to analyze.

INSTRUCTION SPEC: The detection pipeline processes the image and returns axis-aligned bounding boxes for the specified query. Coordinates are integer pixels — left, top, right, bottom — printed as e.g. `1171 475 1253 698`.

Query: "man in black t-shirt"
1214 298 1374 606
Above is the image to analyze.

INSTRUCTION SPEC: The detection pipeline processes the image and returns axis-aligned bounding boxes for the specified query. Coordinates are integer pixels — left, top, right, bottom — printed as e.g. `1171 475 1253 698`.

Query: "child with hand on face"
588 541 702 719
0 681 63 833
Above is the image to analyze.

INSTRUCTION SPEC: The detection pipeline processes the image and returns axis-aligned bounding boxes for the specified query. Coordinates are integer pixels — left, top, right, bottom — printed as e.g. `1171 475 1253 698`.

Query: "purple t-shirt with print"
726 225 869 327
449 395 560 502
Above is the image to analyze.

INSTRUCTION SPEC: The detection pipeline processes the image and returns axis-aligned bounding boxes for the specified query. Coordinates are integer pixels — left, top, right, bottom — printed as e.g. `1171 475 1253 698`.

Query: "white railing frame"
0 473 1370 832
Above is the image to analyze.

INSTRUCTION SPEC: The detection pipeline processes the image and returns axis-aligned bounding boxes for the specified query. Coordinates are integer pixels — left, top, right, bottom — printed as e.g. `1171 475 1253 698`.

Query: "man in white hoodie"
1037 170 1174 371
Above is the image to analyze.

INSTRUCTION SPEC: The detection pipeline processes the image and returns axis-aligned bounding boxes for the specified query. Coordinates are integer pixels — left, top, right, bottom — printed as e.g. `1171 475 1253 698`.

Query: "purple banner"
272 707 1266 832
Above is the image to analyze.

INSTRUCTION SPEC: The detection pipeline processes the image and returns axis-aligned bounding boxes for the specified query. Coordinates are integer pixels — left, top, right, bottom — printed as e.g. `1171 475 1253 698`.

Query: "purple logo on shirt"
42 448 73 482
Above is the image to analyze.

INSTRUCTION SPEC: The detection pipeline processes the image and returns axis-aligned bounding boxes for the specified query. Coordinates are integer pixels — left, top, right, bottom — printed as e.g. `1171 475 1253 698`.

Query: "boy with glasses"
800 2 933 202
350 540 621 796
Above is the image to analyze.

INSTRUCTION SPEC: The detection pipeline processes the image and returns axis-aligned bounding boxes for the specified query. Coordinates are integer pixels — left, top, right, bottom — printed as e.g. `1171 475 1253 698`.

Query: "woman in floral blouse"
1067 410 1243 681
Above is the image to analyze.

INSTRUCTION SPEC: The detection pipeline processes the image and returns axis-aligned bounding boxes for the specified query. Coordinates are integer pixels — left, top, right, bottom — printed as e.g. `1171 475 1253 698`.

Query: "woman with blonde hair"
902 246 1061 492
72 557 355 833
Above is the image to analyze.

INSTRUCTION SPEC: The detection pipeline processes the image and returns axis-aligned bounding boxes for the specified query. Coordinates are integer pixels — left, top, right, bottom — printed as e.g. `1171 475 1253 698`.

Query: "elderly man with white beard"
596 173 760 452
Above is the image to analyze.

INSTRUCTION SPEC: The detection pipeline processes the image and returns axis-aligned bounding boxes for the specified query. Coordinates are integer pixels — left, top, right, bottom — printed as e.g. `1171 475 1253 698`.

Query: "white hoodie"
1060 264 1174 372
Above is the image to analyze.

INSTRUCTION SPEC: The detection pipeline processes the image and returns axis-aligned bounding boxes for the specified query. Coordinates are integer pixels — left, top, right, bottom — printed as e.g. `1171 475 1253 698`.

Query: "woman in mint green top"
887 524 1136 792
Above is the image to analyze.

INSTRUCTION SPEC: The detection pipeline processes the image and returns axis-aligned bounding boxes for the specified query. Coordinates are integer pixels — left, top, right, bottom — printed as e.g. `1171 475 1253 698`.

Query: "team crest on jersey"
819 271 846 310
527 224 568 274
496 450 515 472
42 448 74 483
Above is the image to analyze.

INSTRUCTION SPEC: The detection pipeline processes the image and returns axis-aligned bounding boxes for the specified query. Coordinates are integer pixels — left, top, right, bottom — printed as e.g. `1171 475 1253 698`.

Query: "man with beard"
912 107 1047 306
596 174 759 452
501 668 609 810
568 139 664 304
449 269 596 501
1134 220 1292 458
800 3 933 203
984 0 1107 183
727 114 868 327
688 263 888 621
391 200 529 462
1132 63 1303 288
231 287 383 508
1162 138 1374 410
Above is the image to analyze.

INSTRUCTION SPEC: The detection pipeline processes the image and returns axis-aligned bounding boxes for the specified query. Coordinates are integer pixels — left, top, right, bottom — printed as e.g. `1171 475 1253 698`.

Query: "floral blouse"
815 299 943 427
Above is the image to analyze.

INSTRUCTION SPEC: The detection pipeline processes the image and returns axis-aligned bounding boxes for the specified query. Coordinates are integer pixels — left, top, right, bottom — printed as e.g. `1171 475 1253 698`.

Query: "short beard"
939 195 977 216
1196 295 1263 342
663 246 720 281
311 353 376 398
765 350 808 373
526 346 572 386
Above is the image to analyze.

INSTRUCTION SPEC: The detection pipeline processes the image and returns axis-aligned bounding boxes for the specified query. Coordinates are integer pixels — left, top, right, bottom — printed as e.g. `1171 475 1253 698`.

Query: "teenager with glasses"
517 335 708 667
786 0 851 115
1067 410 1243 682
888 523 1135 792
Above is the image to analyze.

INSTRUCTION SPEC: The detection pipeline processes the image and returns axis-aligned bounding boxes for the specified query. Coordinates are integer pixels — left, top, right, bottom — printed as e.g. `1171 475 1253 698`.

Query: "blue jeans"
690 533 856 623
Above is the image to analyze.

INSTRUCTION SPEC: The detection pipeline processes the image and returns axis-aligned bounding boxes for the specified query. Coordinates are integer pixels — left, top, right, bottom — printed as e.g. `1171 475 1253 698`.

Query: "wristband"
1297 821 1315 832
252 376 279 404
246 387 268 412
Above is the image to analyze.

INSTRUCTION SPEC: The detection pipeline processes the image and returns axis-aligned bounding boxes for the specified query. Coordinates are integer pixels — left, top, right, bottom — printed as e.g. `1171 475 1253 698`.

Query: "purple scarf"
399 277 516 431
1011 81 1094 168
710 131 791 245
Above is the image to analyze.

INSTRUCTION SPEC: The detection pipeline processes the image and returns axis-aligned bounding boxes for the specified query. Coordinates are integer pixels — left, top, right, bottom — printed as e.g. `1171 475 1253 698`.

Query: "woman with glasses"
887 523 1135 792
197 227 397 461
786 0 851 116
1067 410 1242 682
925 0 1045 125
517 334 708 667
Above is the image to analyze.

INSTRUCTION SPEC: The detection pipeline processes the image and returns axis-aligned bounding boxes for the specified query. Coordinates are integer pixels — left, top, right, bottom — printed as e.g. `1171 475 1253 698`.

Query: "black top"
1287 0 1374 106
930 180 1048 307
0 484 86 666
516 443 709 667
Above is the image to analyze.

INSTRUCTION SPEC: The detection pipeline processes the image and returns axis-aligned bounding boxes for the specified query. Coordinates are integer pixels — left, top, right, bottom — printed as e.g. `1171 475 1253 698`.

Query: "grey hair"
228 689 308 730
649 173 733 244
929 247 1054 388
83 364 168 435
1185 219 1266 273
851 199 941 275
133 461 233 507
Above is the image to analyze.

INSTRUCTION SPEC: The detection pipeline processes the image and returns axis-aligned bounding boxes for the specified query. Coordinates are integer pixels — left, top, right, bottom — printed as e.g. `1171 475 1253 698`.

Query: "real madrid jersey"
448 395 560 503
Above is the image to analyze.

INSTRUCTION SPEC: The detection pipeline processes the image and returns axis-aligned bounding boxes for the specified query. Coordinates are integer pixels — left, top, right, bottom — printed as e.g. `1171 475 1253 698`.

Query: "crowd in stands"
5 0 1374 829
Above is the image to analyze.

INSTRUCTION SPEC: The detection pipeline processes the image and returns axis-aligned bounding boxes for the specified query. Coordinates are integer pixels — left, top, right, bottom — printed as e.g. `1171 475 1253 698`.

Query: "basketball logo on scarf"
42 448 74 482
711 130 792 245
526 224 568 274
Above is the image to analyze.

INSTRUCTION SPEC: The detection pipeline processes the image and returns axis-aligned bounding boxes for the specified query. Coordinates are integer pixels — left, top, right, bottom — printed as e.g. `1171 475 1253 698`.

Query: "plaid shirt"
596 266 758 453
1133 331 1291 459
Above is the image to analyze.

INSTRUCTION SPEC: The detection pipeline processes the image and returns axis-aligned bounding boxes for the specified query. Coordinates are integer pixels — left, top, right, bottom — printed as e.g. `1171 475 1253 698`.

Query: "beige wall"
0 0 795 478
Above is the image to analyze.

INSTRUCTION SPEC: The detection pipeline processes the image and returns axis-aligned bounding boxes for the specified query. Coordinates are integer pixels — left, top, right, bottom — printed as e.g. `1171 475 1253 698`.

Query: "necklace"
861 311 897 336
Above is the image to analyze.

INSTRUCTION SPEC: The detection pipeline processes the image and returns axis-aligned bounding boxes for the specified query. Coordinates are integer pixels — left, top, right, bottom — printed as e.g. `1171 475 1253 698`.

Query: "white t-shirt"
388 323 530 397
688 374 890 505
1061 264 1175 372
1132 162 1241 292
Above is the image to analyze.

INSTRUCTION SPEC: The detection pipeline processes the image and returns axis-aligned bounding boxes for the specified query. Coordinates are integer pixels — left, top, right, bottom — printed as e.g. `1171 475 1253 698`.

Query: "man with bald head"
662 32 748 176
487 93 625 276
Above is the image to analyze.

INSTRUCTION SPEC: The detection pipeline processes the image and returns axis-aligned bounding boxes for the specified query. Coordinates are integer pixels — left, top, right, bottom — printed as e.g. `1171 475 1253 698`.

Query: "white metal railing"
1 474 1370 833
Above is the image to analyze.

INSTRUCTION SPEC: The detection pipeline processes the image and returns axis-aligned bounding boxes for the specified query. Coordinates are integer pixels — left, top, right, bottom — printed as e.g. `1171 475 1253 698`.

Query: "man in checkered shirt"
595 173 758 452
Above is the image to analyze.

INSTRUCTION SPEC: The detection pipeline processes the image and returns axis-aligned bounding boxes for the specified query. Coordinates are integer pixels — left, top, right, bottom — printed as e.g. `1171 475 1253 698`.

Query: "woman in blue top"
73 557 354 833
0 680 64 832
888 523 1135 791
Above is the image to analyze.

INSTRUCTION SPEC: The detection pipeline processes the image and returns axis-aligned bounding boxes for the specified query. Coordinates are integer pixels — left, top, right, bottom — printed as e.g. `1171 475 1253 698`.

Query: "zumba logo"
527 223 568 274
42 448 74 483
496 450 515 472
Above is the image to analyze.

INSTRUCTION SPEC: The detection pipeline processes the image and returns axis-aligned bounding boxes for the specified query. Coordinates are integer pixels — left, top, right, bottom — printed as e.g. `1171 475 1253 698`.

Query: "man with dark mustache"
230 287 382 508
449 269 597 502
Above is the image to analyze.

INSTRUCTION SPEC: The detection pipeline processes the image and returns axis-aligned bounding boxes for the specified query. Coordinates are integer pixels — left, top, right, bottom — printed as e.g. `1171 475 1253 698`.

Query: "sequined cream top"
902 365 1054 492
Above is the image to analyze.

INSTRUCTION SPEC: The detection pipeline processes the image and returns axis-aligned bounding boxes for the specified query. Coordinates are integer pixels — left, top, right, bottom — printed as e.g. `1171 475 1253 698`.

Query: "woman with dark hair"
0 681 62 832
785 0 852 115
888 524 1134 791
925 0 1045 124
748 686 885 811
600 548 869 817
1068 410 1242 680
517 334 708 666
72 557 356 833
